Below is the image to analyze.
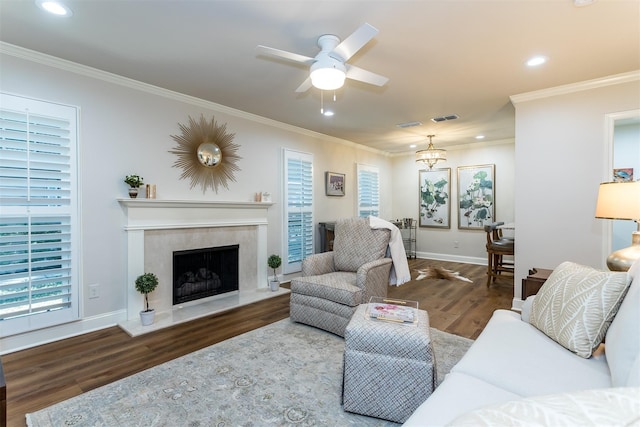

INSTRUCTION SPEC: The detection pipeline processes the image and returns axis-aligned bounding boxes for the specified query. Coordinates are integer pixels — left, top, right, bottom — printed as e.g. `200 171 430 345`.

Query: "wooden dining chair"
484 222 515 287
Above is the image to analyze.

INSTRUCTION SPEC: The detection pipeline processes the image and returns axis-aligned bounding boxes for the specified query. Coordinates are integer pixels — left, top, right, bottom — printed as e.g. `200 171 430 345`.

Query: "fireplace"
118 199 285 336
173 244 239 305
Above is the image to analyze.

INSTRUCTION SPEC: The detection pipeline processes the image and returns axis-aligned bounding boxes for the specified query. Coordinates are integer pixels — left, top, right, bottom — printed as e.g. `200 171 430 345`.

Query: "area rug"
415 266 473 283
26 318 473 427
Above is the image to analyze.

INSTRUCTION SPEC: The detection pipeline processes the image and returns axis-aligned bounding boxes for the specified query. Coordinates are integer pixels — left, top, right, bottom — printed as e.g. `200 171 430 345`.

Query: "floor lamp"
595 181 640 271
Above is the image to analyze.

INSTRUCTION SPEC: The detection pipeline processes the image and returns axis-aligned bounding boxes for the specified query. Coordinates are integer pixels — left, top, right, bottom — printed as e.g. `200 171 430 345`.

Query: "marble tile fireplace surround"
117 199 288 336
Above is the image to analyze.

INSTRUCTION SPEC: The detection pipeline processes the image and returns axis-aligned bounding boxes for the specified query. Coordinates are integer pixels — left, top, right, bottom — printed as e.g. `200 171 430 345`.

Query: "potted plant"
267 254 282 292
124 174 144 198
135 272 159 325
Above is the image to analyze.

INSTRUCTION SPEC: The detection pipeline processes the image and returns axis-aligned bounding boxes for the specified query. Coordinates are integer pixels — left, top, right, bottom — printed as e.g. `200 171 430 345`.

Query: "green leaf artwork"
458 167 494 228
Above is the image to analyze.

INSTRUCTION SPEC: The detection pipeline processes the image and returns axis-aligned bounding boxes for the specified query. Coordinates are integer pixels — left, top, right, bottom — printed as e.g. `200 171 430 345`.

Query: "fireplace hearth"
173 244 239 305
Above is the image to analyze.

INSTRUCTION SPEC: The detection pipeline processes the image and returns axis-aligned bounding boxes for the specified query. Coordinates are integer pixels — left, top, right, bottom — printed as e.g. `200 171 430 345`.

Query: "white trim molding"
0 42 389 157
510 70 640 104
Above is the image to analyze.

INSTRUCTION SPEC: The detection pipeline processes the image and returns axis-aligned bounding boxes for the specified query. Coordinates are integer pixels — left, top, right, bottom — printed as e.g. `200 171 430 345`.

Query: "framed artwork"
325 171 345 196
419 168 451 228
457 164 495 230
613 168 633 182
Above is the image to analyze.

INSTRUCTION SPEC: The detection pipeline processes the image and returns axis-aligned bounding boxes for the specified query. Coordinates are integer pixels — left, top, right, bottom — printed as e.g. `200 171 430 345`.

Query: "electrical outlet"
453 241 459 248
88 284 99 299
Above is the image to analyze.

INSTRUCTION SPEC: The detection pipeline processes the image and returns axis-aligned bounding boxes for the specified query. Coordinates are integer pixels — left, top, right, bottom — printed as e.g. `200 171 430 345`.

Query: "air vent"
396 121 423 128
431 114 459 123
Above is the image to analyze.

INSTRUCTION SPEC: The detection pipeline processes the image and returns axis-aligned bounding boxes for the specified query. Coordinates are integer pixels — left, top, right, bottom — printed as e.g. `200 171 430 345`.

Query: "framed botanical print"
457 164 495 230
419 168 451 228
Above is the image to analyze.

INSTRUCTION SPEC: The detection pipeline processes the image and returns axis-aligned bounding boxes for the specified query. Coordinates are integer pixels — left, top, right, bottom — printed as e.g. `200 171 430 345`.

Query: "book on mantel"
366 296 419 326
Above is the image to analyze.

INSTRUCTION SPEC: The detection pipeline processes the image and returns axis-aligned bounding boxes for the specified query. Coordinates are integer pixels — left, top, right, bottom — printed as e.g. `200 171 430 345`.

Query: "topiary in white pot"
135 272 158 325
267 254 282 292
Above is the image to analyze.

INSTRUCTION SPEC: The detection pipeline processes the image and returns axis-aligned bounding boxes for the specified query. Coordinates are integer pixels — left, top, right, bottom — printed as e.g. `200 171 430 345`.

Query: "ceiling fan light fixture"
310 66 346 91
416 135 447 170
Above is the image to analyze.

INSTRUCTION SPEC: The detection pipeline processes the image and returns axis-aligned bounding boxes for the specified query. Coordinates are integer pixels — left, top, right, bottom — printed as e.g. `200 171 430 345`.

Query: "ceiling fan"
256 23 389 93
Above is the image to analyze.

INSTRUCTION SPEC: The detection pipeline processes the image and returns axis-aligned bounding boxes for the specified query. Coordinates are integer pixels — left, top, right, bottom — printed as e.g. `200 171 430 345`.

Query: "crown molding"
0 42 388 157
510 70 640 104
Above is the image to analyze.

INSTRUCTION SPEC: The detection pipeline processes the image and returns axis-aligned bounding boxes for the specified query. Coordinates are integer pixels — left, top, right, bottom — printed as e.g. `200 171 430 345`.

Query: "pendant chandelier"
415 135 446 169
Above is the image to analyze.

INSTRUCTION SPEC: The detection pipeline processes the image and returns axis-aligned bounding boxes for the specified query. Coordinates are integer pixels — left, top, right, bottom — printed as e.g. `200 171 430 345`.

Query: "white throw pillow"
530 261 631 358
447 387 640 426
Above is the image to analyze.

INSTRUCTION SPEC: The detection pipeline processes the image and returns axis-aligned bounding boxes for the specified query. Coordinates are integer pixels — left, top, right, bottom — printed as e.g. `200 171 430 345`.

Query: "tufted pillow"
529 261 631 358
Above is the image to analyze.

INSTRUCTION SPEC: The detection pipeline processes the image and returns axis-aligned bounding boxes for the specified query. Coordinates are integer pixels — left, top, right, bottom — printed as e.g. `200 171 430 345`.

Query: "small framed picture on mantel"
325 171 345 196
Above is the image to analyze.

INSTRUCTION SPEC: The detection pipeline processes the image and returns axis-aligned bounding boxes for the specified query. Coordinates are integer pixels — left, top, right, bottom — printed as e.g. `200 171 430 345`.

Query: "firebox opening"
172 244 239 305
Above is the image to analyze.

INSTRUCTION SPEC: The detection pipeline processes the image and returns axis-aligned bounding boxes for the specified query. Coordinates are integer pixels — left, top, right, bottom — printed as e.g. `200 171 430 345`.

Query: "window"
357 164 379 218
283 149 313 274
0 93 79 337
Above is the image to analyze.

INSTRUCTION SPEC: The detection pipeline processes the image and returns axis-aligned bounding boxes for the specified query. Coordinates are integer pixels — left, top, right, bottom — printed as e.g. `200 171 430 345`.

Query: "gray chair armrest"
301 252 336 276
357 258 393 303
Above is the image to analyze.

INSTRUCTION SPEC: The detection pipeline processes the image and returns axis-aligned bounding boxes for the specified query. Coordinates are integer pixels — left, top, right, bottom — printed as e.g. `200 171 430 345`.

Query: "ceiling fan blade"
295 77 313 93
256 45 314 65
332 23 378 62
345 64 389 87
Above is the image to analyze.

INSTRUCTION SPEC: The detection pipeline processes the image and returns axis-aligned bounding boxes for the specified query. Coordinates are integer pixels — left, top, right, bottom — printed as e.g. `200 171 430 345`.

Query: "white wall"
391 141 515 264
0 47 393 352
612 122 640 251
511 74 640 308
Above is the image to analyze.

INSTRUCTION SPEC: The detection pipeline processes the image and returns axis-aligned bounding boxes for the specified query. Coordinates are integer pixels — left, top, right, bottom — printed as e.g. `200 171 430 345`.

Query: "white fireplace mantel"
117 199 286 336
118 199 274 230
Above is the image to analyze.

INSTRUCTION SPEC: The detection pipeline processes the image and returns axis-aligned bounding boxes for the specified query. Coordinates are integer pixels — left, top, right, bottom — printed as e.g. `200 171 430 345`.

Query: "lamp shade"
595 181 640 220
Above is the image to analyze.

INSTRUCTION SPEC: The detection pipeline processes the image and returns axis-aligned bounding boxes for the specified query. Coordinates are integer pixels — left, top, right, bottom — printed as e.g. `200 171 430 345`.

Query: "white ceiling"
1 0 638 153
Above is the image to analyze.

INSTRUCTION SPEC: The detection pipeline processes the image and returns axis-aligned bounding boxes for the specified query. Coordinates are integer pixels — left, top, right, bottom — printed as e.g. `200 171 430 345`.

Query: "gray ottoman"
342 304 436 423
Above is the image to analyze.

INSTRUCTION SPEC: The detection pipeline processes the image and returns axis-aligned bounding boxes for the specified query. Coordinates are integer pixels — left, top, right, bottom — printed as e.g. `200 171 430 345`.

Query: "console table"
521 268 553 299
318 222 335 252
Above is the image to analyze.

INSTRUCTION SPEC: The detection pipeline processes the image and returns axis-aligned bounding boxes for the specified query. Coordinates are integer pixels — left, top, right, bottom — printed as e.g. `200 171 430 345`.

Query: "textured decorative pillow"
530 261 631 358
448 387 640 426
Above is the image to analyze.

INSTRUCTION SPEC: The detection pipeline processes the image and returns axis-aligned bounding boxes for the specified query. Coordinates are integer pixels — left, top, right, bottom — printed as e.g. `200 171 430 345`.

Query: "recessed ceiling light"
574 0 596 7
322 110 334 117
475 135 485 140
35 0 73 16
409 144 417 148
526 56 548 67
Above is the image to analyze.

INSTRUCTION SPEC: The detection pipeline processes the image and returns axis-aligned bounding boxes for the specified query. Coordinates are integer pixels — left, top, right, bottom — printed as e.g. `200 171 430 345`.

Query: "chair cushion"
488 239 514 251
333 217 389 272
530 261 631 358
452 310 612 397
290 272 362 306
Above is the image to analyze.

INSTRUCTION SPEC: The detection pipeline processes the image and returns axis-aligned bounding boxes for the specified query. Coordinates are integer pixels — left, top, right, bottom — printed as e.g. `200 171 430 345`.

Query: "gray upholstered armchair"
290 217 393 336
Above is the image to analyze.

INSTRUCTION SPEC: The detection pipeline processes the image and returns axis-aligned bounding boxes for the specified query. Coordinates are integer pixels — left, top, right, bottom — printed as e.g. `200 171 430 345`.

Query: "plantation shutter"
357 164 380 218
0 93 79 336
283 149 313 274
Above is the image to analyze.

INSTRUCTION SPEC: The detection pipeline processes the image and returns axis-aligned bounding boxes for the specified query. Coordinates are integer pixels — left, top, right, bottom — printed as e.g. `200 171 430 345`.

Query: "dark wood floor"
1 259 513 427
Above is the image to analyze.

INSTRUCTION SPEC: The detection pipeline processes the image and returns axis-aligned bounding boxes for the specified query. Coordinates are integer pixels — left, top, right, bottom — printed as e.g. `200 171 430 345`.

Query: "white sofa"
403 260 640 426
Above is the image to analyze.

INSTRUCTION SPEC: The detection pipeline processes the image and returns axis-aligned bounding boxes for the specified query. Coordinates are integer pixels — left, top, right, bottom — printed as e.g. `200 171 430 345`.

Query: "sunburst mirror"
169 114 241 193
